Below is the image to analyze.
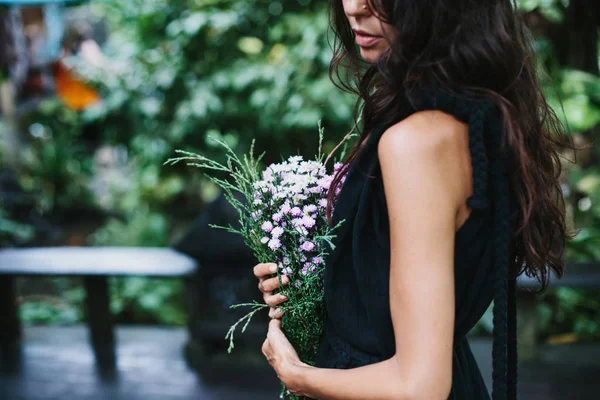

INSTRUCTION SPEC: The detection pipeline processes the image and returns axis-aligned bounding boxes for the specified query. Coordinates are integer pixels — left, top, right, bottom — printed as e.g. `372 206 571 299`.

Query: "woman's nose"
344 0 370 18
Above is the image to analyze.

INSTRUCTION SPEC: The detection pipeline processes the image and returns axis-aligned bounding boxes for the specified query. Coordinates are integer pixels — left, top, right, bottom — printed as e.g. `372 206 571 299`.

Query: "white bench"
0 247 198 374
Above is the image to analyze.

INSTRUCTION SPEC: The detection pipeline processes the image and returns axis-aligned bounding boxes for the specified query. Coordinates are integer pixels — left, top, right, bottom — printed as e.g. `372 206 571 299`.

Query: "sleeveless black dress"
315 87 519 399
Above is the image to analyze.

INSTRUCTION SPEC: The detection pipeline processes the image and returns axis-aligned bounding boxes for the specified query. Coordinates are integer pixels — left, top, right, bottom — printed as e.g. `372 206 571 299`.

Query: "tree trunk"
566 0 599 74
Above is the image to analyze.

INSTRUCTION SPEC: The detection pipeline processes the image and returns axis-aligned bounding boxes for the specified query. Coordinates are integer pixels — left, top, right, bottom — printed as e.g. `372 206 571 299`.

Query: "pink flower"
268 238 282 251
295 225 308 236
251 210 263 221
301 215 316 228
303 205 317 214
280 202 291 214
272 212 283 222
290 207 302 217
318 198 328 208
261 221 273 233
312 256 323 264
271 226 284 238
317 177 332 190
301 241 315 252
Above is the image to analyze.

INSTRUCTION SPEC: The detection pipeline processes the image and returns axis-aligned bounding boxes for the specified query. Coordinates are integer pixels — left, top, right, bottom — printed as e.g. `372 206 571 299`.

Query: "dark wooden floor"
1 326 599 400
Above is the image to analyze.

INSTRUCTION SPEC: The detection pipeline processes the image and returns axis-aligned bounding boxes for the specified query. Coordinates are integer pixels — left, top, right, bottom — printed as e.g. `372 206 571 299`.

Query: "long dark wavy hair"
326 0 577 290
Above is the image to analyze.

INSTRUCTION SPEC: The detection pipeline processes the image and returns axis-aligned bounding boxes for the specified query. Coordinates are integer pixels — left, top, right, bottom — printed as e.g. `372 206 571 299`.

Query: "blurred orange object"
54 60 100 111
547 332 579 345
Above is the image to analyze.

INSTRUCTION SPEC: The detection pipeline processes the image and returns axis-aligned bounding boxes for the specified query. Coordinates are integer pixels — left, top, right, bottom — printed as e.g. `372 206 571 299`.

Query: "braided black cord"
491 163 510 399
419 90 517 398
488 113 516 399
507 273 518 399
466 107 491 211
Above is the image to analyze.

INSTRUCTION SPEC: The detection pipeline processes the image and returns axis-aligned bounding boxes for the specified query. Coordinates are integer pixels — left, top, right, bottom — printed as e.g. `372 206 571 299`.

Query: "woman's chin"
359 48 385 64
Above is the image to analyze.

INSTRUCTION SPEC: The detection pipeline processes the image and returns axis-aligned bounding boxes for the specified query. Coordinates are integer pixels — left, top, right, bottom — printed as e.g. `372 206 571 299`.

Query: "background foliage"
1 0 598 342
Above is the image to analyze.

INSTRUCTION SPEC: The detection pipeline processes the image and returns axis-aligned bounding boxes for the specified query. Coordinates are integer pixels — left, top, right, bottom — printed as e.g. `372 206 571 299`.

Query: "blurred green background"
0 0 599 343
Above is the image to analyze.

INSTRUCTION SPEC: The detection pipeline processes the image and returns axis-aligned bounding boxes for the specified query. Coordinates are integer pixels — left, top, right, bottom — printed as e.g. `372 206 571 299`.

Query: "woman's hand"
262 318 309 397
253 262 289 318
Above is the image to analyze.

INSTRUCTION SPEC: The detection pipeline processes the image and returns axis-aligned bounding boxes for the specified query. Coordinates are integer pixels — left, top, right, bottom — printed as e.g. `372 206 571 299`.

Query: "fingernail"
282 276 289 284
279 294 287 300
275 308 281 316
269 264 276 273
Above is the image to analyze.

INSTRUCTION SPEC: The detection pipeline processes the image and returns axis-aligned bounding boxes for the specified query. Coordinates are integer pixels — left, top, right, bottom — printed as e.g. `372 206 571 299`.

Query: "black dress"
315 87 519 399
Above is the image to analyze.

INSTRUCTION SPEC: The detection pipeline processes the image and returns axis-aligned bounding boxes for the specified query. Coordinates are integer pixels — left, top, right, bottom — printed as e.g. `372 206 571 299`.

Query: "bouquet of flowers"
165 122 353 400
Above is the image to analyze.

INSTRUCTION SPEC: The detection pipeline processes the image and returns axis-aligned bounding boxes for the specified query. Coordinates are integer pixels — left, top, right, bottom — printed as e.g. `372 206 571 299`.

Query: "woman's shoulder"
376 109 475 229
377 109 469 156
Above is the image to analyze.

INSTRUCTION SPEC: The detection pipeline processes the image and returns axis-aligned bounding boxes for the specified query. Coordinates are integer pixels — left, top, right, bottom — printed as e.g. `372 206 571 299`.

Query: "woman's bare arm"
290 111 472 400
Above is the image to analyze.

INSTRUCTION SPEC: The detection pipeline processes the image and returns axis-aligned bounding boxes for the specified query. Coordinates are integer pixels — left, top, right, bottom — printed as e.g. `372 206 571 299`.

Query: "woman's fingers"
253 263 277 278
259 275 289 293
264 292 288 307
268 307 284 319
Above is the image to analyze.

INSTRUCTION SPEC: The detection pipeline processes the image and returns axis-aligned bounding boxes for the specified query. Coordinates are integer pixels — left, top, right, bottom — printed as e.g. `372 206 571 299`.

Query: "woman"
253 0 573 399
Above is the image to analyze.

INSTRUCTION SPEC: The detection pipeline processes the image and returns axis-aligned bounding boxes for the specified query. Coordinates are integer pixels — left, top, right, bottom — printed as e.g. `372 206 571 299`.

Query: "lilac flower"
261 221 273 233
292 194 307 203
280 202 291 214
317 177 332 190
295 225 309 236
308 185 324 194
301 215 316 229
294 280 302 288
318 198 328 208
312 256 323 264
262 169 274 181
301 265 308 275
271 226 284 238
290 207 302 217
301 241 315 252
272 212 283 223
268 238 282 251
334 162 344 172
303 205 317 214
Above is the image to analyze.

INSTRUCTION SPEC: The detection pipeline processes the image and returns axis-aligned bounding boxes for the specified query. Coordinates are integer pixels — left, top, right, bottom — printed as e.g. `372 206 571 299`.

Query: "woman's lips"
354 31 382 48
